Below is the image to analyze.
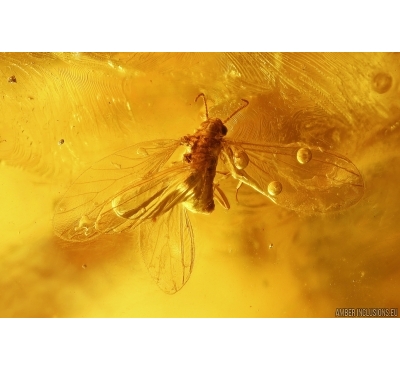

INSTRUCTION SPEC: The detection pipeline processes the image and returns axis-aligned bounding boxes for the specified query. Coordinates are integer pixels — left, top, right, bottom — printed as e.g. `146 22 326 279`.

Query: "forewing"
222 141 364 213
53 139 190 241
139 205 195 294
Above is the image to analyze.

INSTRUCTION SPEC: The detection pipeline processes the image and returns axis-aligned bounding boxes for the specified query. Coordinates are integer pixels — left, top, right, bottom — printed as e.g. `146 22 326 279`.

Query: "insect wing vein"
222 140 364 213
53 139 184 241
139 205 195 294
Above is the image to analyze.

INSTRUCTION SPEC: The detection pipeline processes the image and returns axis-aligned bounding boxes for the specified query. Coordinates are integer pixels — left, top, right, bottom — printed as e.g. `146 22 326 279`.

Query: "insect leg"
235 181 243 203
213 184 230 210
215 171 231 183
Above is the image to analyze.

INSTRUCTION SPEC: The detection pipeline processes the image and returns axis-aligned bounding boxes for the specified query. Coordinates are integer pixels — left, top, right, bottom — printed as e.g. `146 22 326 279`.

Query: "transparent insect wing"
53 139 184 241
95 164 196 233
222 141 364 213
140 205 195 294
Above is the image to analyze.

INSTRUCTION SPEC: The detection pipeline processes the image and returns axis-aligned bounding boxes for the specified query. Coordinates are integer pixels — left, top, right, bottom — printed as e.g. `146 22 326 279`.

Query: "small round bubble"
297 147 312 164
267 181 282 196
233 150 249 170
372 72 392 94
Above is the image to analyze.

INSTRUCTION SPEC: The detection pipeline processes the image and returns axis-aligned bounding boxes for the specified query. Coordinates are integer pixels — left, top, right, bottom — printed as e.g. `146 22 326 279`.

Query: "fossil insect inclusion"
54 94 364 293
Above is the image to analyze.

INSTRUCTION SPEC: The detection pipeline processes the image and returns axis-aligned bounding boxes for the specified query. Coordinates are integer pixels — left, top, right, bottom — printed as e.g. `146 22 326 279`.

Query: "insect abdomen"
183 135 222 214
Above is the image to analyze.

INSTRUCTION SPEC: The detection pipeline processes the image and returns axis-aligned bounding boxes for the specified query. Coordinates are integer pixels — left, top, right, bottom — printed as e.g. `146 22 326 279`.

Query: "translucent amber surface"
1 53 399 317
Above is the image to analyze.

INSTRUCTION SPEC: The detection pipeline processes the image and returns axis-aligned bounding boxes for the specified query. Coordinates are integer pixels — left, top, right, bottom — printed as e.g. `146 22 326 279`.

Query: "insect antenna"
195 93 209 120
224 99 249 124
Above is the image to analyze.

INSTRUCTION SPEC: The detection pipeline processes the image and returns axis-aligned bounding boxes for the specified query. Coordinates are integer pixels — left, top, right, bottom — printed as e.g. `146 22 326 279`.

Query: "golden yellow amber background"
1 52 399 317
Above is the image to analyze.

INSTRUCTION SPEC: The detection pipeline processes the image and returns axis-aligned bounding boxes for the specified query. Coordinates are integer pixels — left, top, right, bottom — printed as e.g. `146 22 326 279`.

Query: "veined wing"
140 205 195 294
53 139 196 241
221 140 364 213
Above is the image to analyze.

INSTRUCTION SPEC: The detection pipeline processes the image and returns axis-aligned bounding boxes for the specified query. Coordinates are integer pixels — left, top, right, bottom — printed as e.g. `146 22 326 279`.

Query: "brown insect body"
181 117 227 214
